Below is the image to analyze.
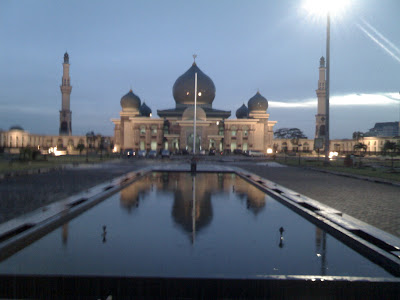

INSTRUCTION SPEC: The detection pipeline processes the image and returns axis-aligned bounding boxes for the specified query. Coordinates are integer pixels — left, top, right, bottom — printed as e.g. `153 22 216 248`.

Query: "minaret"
59 52 72 136
315 56 326 139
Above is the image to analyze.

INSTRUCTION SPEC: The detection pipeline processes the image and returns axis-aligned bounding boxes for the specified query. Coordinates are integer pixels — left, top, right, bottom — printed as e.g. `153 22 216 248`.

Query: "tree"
274 128 308 139
353 142 367 153
353 142 367 167
383 140 398 169
98 135 105 160
352 131 364 140
76 143 85 155
86 131 95 162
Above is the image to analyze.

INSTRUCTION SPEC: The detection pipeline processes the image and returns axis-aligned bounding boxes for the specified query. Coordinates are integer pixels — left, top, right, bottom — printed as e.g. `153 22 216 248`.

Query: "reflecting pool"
0 172 394 278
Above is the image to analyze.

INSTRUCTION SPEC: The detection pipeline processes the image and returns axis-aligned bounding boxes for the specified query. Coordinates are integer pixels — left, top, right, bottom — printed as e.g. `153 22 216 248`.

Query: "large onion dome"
9 125 24 131
173 62 216 106
248 91 268 113
236 103 249 119
120 89 141 111
139 102 152 117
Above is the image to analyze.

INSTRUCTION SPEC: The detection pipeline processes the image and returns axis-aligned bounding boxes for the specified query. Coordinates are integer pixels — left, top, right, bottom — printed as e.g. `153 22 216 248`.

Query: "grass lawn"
0 154 119 174
275 156 400 183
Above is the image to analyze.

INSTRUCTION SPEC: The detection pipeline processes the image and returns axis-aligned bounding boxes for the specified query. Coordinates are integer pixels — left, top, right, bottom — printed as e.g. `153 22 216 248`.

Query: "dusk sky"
1 0 399 139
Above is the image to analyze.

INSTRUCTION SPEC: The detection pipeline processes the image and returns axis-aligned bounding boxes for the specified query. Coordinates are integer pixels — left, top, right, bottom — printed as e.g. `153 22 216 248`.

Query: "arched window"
140 126 146 135
57 138 63 148
243 126 249 137
231 126 237 137
151 126 157 135
218 121 224 136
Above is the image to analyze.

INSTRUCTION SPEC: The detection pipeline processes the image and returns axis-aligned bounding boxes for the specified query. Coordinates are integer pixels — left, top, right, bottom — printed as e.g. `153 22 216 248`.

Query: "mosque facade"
0 54 398 156
112 59 277 154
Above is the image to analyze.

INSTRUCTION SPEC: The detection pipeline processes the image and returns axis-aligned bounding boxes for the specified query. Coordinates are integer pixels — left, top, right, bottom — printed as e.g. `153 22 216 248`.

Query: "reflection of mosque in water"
60 172 330 269
118 173 267 241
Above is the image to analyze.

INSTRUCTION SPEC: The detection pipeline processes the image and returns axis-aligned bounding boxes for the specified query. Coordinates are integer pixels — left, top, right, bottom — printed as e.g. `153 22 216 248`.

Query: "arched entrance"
187 133 201 153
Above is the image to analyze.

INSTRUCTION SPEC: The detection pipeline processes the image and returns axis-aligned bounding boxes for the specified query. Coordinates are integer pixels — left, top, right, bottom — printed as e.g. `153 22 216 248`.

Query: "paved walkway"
233 162 400 238
0 160 150 223
1 158 399 238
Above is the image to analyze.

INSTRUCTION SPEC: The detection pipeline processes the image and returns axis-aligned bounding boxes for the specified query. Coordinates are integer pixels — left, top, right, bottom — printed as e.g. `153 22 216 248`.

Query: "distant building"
0 53 111 154
272 57 400 155
364 122 400 137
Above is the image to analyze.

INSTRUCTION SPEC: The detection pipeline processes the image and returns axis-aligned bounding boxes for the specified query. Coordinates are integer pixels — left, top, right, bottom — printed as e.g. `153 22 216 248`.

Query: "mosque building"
0 53 398 156
112 58 277 154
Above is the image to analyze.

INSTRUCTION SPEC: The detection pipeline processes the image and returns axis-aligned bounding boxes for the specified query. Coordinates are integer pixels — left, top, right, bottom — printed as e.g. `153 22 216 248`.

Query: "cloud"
269 92 399 108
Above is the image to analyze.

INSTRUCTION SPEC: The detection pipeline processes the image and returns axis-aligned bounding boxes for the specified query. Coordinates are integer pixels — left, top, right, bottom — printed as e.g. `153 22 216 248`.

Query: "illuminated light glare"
361 18 400 56
113 146 118 153
186 92 189 95
329 151 338 160
316 253 321 257
198 92 202 96
356 22 400 64
302 0 350 18
267 148 273 154
48 146 66 156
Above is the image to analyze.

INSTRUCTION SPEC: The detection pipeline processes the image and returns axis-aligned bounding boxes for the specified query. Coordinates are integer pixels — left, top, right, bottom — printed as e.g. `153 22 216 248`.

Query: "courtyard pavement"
233 161 400 238
1 157 399 238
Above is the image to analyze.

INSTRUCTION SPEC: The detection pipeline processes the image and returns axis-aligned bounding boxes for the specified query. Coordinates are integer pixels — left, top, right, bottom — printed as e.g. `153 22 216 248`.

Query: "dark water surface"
0 172 393 278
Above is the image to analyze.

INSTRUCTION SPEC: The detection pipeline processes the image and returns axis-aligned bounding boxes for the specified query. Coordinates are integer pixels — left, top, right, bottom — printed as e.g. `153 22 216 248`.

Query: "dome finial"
193 54 197 65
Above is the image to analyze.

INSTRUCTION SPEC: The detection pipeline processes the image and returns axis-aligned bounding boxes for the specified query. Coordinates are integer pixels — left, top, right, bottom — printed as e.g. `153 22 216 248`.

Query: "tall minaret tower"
315 56 326 139
59 52 72 136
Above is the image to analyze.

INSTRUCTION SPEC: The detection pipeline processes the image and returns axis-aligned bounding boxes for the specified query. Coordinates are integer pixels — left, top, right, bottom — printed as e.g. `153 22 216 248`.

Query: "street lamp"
302 0 350 165
324 12 331 165
193 54 198 155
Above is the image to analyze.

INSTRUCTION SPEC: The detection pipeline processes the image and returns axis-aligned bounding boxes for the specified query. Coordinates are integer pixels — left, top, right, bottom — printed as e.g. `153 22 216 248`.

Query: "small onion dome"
236 103 249 119
248 91 268 113
173 62 216 105
64 52 69 64
139 102 152 117
9 125 24 131
182 106 207 121
120 89 141 111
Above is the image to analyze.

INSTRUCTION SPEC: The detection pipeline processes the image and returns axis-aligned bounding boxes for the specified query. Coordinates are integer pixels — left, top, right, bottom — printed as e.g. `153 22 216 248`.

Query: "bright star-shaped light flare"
302 0 351 18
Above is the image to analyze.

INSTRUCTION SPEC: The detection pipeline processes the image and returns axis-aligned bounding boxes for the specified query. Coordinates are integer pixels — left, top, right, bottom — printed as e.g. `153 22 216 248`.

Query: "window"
231 126 237 137
151 126 157 135
140 126 146 135
243 126 249 137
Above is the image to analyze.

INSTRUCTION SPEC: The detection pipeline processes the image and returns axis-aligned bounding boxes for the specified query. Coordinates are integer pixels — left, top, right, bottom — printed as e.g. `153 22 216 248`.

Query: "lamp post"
324 12 331 166
193 54 198 155
193 72 197 154
302 0 350 165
